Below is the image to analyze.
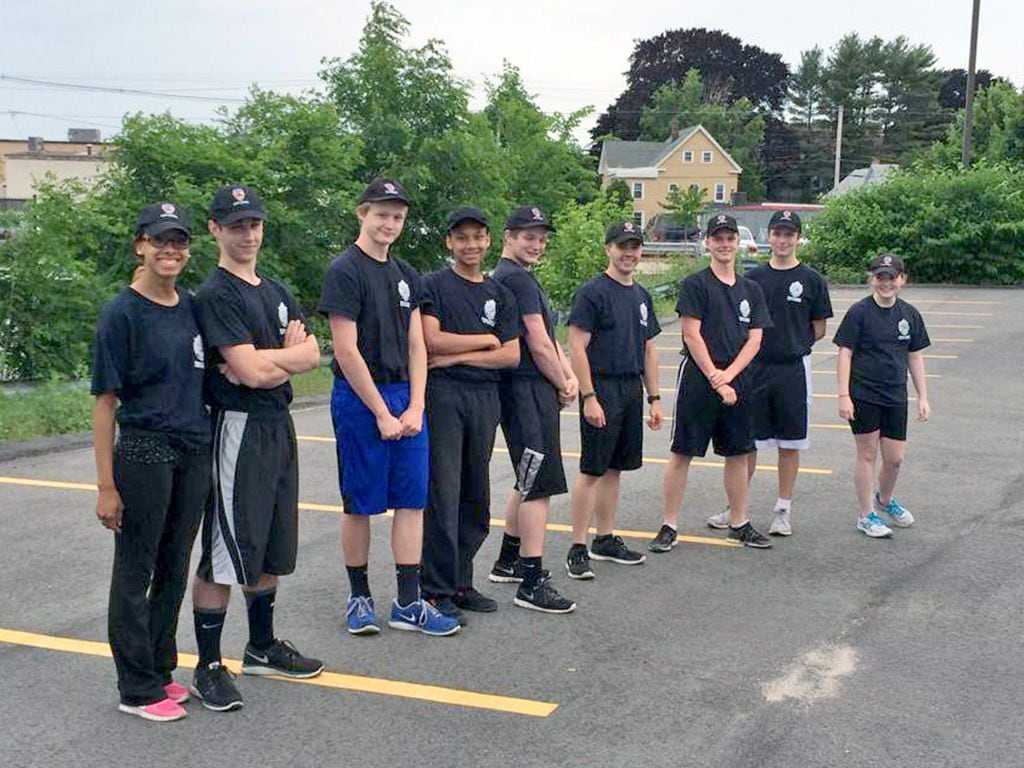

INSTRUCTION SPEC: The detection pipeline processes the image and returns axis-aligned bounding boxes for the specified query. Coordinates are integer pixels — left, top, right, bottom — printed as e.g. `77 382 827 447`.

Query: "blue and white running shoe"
388 599 461 637
875 492 915 527
857 512 894 538
345 595 381 635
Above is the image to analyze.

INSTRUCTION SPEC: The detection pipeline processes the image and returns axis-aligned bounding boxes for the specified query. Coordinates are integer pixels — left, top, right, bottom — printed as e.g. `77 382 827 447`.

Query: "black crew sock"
569 542 588 553
396 564 420 606
499 533 521 564
244 588 276 652
194 609 227 667
520 556 544 588
347 564 370 598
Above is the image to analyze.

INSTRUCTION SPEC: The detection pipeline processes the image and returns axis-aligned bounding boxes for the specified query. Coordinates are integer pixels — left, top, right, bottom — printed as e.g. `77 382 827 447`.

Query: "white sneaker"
857 512 893 538
706 508 731 529
769 508 792 536
875 493 914 527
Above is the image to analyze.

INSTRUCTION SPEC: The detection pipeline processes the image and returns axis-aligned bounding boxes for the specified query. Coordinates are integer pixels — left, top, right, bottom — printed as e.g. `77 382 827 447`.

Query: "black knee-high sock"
499 533 521 564
194 609 226 667
347 564 370 598
244 588 276 651
396 564 420 606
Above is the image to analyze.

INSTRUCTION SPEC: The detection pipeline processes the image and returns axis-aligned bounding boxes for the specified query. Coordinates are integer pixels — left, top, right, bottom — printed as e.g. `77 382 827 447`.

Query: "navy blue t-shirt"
568 273 661 376
675 267 772 366
91 287 210 446
318 245 423 383
420 267 520 383
833 296 930 406
745 262 832 363
491 257 556 378
194 267 303 414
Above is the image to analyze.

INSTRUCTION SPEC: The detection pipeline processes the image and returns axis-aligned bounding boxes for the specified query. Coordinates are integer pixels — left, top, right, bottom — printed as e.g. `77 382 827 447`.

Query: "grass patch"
0 383 93 442
291 363 335 398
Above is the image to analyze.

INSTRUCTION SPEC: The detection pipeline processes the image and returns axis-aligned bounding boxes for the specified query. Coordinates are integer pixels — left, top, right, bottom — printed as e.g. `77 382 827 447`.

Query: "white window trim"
632 181 644 199
702 150 713 163
632 210 645 228
683 150 694 163
714 183 726 202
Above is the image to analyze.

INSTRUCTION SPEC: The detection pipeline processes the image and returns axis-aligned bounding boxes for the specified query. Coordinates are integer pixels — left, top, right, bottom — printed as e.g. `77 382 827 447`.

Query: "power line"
0 74 247 104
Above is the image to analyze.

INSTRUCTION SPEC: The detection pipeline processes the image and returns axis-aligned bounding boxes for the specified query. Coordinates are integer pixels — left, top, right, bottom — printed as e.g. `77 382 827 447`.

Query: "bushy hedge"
803 163 1024 284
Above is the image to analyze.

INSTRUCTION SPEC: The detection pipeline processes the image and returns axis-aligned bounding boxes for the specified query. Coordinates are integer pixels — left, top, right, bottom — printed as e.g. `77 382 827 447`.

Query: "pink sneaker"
118 697 187 722
164 681 190 704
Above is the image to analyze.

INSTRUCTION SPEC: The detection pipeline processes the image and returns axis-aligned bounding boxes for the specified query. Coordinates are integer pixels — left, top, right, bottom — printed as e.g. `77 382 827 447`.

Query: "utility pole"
833 104 844 190
962 0 981 166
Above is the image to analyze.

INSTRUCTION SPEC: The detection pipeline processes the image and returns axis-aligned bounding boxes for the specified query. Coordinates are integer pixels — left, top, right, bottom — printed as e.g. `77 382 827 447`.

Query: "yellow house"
598 124 742 230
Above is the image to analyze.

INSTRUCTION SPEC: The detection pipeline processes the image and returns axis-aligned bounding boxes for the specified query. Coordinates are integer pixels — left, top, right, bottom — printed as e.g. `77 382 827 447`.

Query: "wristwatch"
647 394 661 404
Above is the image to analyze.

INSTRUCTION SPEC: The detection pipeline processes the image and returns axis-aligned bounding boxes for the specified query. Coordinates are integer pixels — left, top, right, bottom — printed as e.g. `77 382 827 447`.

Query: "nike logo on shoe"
247 653 270 664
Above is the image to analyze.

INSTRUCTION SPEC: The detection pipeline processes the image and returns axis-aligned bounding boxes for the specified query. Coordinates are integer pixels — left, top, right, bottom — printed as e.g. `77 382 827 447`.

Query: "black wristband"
581 391 596 402
647 394 661 404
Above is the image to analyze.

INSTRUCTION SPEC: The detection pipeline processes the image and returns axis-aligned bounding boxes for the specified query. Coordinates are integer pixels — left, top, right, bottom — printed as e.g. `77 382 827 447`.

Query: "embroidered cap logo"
384 182 398 195
531 208 544 221
159 203 178 219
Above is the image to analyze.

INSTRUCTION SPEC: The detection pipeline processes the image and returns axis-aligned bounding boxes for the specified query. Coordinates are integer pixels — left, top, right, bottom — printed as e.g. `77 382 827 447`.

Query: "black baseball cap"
135 202 191 237
447 206 490 232
768 209 802 233
505 205 555 232
359 178 410 205
210 185 267 225
869 253 905 277
605 220 644 245
706 213 739 236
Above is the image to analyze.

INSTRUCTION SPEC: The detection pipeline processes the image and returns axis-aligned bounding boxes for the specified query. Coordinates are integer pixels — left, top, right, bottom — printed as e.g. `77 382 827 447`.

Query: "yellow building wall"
605 131 741 227
4 156 109 199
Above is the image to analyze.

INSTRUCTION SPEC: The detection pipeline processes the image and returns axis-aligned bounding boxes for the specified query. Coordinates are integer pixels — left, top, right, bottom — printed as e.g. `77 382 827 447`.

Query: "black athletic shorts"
751 356 812 450
848 398 908 441
198 409 299 586
499 376 567 501
580 375 644 476
670 357 755 457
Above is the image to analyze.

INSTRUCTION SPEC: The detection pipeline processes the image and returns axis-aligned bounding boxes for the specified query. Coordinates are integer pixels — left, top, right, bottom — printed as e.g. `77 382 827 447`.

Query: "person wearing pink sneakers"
92 203 211 721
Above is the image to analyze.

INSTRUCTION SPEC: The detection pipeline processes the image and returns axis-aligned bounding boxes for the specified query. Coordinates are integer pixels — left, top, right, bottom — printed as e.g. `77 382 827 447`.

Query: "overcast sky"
1 0 1018 145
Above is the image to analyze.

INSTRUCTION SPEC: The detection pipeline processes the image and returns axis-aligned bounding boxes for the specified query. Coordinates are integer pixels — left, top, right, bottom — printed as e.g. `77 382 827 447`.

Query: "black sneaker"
514 575 576 614
488 558 523 584
648 524 678 553
241 639 324 679
727 522 773 549
426 595 467 625
190 661 243 712
589 535 646 565
453 587 498 613
565 545 595 580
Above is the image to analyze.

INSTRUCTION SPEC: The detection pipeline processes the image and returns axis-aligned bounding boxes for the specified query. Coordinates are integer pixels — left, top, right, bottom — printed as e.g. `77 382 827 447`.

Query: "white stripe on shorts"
756 354 812 452
210 410 248 585
670 356 688 446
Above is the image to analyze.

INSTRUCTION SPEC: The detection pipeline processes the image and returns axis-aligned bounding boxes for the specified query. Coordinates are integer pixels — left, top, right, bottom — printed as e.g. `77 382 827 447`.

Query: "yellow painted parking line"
559 412 848 431
0 628 557 718
0 474 755 543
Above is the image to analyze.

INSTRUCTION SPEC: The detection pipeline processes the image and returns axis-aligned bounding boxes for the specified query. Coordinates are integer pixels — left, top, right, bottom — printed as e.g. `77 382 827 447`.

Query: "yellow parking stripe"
0 628 557 717
558 412 848 430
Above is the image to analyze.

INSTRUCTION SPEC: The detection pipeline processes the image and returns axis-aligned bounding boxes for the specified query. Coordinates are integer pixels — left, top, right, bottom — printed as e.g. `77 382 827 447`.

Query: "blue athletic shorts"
330 379 429 515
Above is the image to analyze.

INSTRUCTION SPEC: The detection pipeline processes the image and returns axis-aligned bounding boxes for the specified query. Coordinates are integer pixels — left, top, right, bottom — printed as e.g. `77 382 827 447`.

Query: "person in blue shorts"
833 253 931 538
319 178 460 637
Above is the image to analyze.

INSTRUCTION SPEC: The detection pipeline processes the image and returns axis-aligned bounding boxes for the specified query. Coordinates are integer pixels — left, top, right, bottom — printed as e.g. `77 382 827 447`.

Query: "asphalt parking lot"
1 286 1022 768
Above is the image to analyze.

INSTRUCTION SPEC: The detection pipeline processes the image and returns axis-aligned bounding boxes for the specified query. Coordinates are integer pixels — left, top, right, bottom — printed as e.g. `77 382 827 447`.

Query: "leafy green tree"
659 185 704 229
924 81 1024 167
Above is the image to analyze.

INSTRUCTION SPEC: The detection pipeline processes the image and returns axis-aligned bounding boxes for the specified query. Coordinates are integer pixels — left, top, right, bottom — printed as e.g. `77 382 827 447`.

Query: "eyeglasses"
145 233 191 250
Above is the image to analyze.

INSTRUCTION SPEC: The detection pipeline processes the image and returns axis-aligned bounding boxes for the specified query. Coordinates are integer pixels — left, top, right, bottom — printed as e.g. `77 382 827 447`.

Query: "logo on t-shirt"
192 334 205 369
738 298 751 323
277 302 288 334
787 280 804 303
397 279 411 308
639 302 649 327
897 318 911 340
482 298 497 327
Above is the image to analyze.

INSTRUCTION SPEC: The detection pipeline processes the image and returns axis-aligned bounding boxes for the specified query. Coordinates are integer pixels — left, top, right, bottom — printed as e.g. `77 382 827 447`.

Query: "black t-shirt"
318 245 423 383
492 257 556 378
568 273 661 376
194 267 303 414
675 267 772 366
833 296 930 406
745 262 833 363
420 267 520 383
91 287 210 446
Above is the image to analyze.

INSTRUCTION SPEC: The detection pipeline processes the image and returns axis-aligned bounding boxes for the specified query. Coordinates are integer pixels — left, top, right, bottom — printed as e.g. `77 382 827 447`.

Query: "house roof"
827 163 898 197
599 125 742 176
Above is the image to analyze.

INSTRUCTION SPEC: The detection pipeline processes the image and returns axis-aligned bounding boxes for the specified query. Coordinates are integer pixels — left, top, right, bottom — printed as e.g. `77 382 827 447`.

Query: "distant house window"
632 211 644 228
702 151 713 163
714 183 726 202
668 184 679 194
632 182 644 199
683 150 694 163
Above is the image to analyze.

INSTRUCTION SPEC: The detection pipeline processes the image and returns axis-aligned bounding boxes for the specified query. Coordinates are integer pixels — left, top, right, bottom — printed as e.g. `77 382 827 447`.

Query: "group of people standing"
91 178 931 723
